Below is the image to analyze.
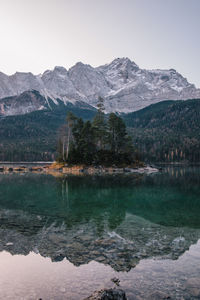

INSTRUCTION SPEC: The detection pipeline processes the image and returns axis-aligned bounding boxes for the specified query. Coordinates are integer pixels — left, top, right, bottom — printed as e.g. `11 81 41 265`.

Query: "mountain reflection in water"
0 167 200 273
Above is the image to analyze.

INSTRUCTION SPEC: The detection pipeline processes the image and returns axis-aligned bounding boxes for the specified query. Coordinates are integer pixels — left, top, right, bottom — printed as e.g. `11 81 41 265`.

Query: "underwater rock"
84 288 127 300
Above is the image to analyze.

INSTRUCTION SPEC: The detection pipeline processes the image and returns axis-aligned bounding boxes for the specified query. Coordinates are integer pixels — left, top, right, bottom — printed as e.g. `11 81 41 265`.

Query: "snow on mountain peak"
0 57 199 115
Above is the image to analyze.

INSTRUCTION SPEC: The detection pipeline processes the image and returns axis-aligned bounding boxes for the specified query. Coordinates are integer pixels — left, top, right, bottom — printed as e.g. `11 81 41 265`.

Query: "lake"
0 166 200 299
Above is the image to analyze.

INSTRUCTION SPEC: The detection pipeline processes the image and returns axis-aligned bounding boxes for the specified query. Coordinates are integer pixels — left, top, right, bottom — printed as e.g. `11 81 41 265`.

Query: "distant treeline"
124 99 200 163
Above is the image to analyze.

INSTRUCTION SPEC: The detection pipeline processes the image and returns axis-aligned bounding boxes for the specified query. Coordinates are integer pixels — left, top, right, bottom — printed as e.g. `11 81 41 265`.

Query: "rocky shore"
0 163 159 175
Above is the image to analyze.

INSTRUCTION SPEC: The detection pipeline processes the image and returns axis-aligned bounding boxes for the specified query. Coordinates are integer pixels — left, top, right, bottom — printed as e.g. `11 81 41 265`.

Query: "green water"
0 166 200 299
0 167 200 228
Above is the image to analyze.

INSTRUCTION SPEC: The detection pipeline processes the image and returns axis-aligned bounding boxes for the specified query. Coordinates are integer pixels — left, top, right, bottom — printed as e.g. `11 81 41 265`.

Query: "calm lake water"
0 166 200 299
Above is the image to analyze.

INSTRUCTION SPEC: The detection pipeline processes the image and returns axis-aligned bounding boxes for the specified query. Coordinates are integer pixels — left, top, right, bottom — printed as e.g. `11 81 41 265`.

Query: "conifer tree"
92 96 107 150
66 112 77 160
108 113 131 154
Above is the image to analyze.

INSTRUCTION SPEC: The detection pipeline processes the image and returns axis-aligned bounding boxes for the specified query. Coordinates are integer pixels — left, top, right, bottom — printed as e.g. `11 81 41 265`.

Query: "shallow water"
0 167 200 299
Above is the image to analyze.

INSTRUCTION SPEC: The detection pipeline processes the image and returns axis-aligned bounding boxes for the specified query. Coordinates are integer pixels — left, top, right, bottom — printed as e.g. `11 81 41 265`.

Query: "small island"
55 97 143 173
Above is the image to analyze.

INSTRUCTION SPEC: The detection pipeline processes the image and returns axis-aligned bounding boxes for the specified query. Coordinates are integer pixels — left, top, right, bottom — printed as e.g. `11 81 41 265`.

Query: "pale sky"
0 0 199 87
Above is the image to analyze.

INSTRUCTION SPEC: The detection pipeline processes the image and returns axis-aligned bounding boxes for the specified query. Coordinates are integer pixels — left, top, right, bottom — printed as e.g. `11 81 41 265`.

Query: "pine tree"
66 112 77 161
81 121 96 164
92 96 107 150
108 113 132 154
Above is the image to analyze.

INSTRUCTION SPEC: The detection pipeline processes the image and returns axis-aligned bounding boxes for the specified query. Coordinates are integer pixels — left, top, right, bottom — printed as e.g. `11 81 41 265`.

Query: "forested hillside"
124 99 200 162
0 105 96 161
0 98 199 162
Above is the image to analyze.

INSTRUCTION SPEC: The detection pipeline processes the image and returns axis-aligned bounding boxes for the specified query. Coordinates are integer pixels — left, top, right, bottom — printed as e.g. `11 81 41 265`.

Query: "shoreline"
0 161 199 166
0 161 53 165
0 162 160 175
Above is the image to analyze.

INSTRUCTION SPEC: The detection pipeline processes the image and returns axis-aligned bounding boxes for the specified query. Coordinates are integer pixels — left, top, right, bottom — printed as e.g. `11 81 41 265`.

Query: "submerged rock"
148 291 171 299
185 277 200 297
111 277 120 286
84 288 127 300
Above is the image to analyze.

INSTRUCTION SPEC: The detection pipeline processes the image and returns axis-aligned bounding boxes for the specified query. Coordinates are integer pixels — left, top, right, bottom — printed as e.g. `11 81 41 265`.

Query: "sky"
0 0 199 87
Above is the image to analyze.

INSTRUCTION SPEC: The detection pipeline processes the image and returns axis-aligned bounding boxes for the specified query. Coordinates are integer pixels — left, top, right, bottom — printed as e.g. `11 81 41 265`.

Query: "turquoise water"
0 167 200 299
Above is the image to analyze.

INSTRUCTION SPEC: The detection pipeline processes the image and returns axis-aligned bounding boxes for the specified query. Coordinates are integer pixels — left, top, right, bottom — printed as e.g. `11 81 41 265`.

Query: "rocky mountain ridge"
0 90 95 116
0 57 200 115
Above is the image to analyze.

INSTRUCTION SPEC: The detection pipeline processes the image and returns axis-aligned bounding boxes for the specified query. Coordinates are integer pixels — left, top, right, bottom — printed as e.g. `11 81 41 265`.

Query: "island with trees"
55 97 143 173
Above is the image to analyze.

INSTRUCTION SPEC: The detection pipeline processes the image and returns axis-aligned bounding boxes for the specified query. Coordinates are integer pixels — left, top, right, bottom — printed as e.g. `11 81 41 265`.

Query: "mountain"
0 58 199 116
123 99 200 162
0 90 96 116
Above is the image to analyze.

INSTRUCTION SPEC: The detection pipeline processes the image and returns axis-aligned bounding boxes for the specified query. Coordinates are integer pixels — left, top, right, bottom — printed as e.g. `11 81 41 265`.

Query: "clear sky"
0 0 199 87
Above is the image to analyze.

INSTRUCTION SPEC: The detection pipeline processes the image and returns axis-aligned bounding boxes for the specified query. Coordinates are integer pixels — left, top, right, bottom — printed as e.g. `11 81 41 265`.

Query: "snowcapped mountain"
0 57 199 116
0 90 46 116
0 90 96 116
